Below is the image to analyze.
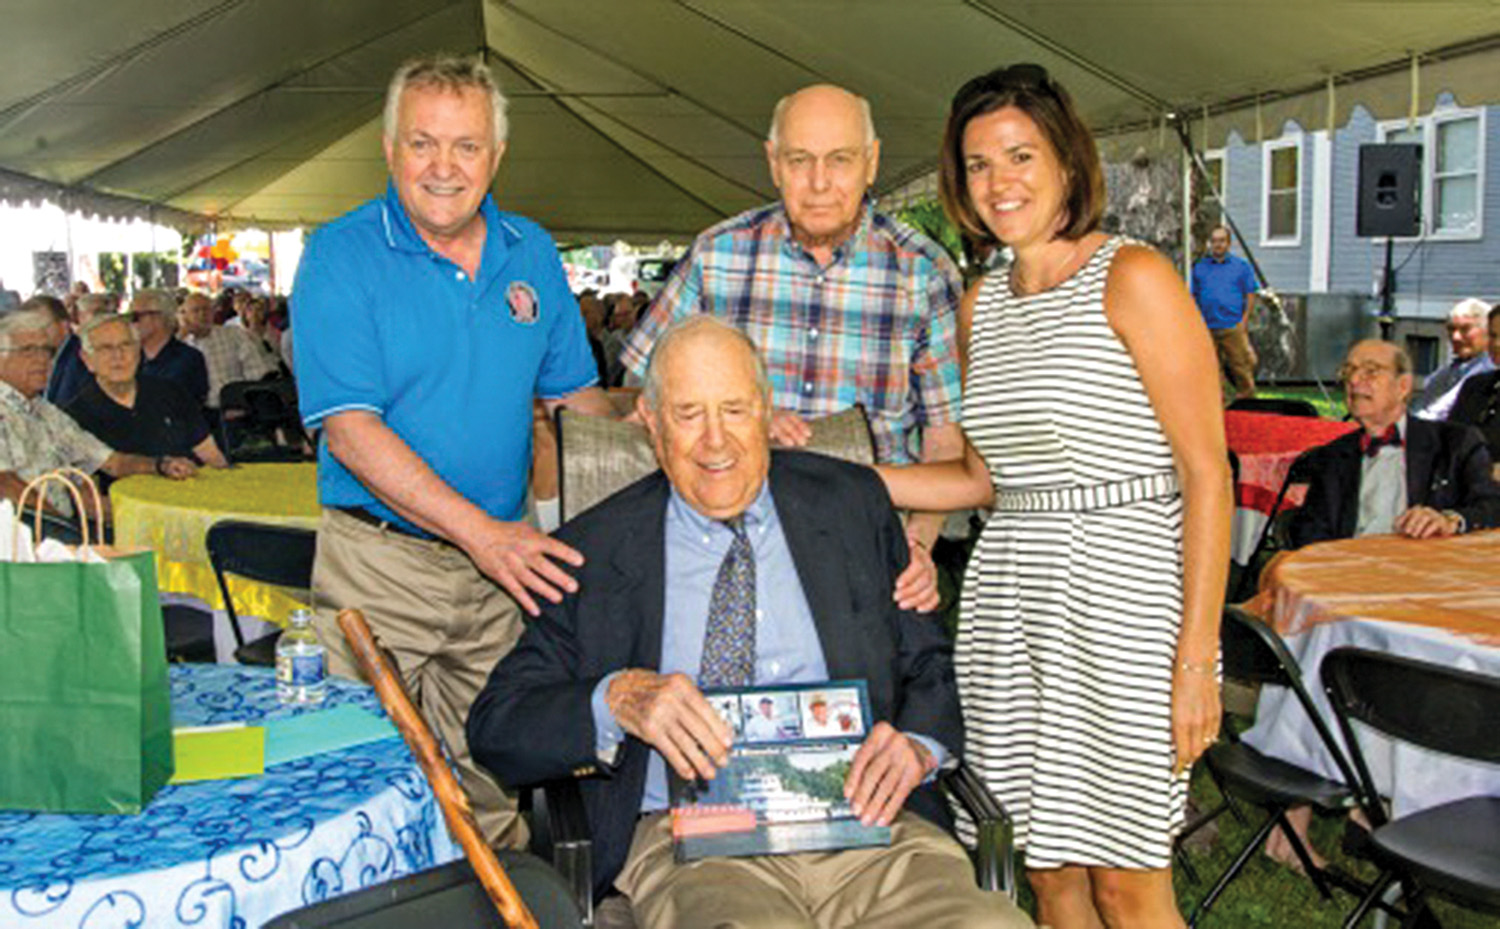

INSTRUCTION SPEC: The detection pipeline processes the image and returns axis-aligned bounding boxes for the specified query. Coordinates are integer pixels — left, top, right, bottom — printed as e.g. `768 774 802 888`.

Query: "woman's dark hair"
938 64 1105 253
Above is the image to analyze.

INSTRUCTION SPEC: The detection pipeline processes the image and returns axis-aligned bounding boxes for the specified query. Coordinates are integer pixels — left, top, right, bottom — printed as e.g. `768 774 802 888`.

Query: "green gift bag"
0 471 174 814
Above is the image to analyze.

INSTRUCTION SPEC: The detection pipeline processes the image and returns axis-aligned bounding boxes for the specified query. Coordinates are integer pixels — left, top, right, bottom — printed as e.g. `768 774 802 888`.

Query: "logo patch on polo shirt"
506 281 540 325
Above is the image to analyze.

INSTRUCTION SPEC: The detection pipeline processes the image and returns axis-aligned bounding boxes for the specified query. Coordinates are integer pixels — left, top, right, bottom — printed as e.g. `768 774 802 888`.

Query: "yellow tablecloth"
110 463 320 623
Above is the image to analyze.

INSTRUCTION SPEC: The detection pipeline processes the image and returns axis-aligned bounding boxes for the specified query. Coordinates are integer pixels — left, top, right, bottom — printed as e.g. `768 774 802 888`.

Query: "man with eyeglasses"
131 288 209 408
0 309 196 521
63 314 227 470
1287 339 1500 548
621 85 962 610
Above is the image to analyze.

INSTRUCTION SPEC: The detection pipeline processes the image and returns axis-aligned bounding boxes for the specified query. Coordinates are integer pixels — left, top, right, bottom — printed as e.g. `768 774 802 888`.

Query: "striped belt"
994 472 1180 513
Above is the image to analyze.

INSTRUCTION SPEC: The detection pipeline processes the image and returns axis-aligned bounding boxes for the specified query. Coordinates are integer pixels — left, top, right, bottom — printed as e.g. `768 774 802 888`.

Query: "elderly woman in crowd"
876 65 1229 928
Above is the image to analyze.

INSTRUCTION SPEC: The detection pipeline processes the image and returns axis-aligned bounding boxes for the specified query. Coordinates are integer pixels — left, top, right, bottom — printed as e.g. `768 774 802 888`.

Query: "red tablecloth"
1225 410 1358 514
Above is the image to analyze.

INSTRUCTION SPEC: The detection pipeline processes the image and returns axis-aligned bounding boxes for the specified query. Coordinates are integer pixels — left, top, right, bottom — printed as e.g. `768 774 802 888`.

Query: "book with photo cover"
667 679 891 862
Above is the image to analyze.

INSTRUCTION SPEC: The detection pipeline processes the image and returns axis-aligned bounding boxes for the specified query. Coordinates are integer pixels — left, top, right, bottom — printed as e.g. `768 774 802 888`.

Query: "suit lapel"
1405 418 1437 505
1333 434 1364 539
604 474 669 669
768 456 854 678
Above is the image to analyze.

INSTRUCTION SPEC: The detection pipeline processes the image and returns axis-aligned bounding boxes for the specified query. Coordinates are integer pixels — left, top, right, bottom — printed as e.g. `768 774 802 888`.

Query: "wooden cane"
337 608 539 929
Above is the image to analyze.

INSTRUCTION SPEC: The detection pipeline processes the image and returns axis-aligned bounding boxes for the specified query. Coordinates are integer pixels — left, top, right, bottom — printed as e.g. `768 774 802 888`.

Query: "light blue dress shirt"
590 482 947 812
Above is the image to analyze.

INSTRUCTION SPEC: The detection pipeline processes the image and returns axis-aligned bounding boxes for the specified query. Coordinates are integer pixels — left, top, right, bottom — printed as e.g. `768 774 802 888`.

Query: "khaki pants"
616 811 1032 929
1212 326 1258 399
311 508 528 849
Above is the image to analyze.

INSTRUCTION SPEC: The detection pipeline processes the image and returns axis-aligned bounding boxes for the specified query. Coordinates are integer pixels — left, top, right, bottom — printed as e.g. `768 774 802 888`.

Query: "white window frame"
1201 149 1227 225
1261 135 1303 247
1375 106 1486 242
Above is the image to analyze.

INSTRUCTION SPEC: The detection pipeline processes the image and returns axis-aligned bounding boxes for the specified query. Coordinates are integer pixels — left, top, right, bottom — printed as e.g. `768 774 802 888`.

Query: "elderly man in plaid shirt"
622 85 964 603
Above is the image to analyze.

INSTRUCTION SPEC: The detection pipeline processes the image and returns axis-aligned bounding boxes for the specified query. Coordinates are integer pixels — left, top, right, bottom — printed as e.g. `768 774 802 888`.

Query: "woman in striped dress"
878 65 1230 927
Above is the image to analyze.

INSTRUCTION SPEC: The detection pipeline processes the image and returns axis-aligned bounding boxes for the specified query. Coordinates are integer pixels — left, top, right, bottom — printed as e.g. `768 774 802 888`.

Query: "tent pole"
1181 141 1193 285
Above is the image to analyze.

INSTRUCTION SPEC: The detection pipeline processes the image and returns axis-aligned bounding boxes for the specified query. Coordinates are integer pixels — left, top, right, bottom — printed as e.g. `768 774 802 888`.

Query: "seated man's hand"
768 410 812 447
160 457 197 479
606 670 732 781
894 529 940 613
1394 505 1460 539
844 721 935 827
465 519 584 616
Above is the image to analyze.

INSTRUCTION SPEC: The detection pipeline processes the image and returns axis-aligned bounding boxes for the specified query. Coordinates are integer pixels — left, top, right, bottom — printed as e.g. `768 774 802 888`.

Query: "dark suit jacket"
466 450 961 899
1287 416 1500 548
1449 369 1500 462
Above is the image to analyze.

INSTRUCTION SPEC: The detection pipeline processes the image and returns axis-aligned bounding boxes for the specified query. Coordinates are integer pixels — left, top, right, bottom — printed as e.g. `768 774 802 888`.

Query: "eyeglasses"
127 310 161 322
1338 362 1397 383
89 341 138 357
952 63 1054 111
0 344 58 359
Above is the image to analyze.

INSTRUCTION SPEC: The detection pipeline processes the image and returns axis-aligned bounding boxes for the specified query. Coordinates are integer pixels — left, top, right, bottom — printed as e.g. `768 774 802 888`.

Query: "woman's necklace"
1010 237 1091 296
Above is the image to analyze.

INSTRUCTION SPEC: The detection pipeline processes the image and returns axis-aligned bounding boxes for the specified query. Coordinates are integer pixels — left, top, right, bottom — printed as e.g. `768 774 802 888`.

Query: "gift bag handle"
16 468 105 553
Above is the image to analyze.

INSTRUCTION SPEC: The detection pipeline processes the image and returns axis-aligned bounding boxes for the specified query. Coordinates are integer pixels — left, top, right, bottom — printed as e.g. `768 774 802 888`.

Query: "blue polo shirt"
1191 252 1258 330
292 183 596 531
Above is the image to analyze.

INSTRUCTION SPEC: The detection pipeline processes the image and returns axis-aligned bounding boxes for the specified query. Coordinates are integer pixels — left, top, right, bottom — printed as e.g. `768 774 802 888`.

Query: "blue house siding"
1230 100 1500 319
1221 122 1315 293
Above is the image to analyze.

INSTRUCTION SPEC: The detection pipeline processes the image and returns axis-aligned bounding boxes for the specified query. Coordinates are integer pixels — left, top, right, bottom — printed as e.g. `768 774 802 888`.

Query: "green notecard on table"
171 725 266 783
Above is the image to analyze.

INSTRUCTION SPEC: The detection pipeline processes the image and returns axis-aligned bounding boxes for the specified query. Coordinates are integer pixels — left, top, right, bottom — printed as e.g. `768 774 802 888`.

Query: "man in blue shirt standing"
293 54 614 850
1191 226 1261 400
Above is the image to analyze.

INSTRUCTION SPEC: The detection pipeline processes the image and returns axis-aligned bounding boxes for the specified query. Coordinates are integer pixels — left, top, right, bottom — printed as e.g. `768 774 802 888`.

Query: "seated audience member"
467 316 1028 928
1289 339 1500 548
577 291 610 386
132 289 209 407
63 315 227 468
1410 297 1494 420
45 292 111 405
1447 302 1500 465
0 309 195 519
179 291 279 410
240 296 285 372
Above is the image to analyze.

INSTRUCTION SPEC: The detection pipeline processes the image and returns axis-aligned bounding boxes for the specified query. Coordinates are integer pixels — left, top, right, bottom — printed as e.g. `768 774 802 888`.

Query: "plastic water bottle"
276 609 326 705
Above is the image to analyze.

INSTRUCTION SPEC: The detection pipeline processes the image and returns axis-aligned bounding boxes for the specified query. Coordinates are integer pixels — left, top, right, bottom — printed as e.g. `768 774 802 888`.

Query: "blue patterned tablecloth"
0 665 461 929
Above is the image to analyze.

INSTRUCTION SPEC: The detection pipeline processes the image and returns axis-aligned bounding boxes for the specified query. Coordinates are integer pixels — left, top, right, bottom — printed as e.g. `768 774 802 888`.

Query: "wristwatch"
1441 509 1466 534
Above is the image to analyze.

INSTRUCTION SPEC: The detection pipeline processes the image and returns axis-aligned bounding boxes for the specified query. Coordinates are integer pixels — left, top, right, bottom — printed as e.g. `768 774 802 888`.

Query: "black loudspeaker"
1357 143 1422 237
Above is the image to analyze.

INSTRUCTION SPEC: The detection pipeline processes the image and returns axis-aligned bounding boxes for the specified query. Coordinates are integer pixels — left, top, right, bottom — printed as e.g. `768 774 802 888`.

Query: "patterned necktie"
698 516 756 688
1361 424 1403 457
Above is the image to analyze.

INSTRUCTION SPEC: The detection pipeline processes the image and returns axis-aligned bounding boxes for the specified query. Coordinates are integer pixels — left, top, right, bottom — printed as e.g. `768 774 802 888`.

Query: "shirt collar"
667 479 775 545
378 180 518 257
775 197 876 267
0 379 40 415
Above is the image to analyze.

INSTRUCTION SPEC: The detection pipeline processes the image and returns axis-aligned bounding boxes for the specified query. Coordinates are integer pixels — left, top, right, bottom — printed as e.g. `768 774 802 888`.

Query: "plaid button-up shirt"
186 325 279 409
621 201 963 463
0 381 112 516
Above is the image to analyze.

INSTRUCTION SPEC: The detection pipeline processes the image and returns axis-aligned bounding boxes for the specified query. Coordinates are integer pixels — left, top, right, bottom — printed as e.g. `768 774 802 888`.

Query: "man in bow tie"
1288 339 1500 547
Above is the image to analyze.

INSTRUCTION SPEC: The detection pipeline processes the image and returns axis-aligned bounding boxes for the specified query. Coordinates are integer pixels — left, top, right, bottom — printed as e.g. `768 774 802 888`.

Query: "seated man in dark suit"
1289 338 1500 548
63 314 228 469
467 316 1027 928
1447 302 1500 468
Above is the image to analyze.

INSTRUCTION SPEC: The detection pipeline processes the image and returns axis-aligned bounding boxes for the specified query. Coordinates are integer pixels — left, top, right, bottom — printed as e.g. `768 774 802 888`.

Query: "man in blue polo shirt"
292 53 614 850
1191 226 1261 400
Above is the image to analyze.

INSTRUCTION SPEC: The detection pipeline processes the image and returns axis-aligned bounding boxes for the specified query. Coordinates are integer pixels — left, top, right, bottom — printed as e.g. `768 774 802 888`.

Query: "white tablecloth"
1241 617 1500 817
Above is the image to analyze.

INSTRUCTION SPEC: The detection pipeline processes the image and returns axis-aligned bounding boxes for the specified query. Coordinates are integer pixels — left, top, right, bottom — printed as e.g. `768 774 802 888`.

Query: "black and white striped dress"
959 235 1188 870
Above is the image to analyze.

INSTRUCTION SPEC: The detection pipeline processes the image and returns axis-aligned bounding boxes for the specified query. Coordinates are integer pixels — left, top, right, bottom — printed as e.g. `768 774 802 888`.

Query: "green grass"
1161 768 1500 928
1256 384 1349 420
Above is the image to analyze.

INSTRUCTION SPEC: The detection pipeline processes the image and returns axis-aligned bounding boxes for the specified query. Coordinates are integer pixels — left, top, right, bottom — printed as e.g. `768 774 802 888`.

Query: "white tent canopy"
4 0 1500 239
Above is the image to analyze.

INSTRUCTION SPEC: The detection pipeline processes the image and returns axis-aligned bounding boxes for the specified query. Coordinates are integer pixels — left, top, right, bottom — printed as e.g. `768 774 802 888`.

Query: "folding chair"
1228 396 1321 418
1322 647 1500 928
1183 606 1366 927
544 406 1015 926
263 856 582 928
206 520 316 666
1230 449 1316 603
